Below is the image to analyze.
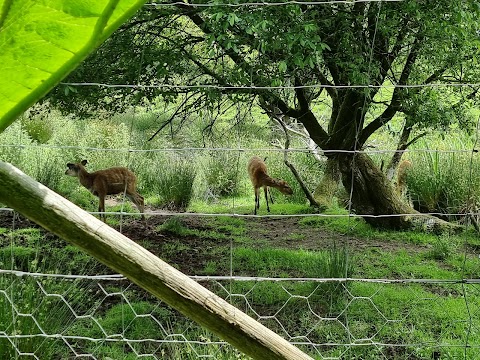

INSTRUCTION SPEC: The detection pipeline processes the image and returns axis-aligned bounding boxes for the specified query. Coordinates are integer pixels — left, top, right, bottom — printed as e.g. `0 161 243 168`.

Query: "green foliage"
232 245 353 280
157 217 190 236
46 1 480 149
0 121 33 165
155 155 196 210
20 116 54 144
203 151 243 198
407 139 480 218
1 207 480 358
210 216 246 236
0 276 74 360
0 0 148 132
24 147 65 191
425 236 457 261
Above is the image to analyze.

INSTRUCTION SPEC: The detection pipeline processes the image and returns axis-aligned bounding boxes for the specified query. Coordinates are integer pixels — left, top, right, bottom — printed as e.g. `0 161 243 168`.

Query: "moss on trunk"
338 152 462 233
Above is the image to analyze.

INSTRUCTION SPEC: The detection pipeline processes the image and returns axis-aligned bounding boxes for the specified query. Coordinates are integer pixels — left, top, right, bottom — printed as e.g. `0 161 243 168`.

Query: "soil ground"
0 209 431 276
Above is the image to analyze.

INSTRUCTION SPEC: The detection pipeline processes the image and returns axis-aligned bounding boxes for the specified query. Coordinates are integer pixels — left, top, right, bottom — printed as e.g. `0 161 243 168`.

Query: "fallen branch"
274 116 320 208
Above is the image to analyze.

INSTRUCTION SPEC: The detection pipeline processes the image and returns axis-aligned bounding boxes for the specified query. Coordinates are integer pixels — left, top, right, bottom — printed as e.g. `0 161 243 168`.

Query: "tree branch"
274 116 320 207
359 35 424 146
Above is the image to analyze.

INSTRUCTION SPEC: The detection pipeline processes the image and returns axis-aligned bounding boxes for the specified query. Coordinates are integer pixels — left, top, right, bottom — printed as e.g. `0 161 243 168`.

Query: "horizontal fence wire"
145 0 406 8
60 81 480 90
1 269 480 285
0 143 478 154
0 208 477 220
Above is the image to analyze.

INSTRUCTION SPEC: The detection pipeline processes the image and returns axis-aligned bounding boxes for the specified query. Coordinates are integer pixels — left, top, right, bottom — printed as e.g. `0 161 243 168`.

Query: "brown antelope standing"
247 156 293 215
65 160 145 221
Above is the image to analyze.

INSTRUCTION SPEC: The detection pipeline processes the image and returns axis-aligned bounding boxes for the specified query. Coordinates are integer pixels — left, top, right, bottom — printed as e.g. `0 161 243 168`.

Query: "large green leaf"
0 0 146 132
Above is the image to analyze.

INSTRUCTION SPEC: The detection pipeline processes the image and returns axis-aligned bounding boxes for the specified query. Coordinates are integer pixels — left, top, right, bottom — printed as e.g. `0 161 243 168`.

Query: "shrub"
203 151 243 198
20 103 56 144
157 157 196 210
21 116 54 144
0 121 32 166
136 153 196 210
21 147 64 191
407 149 480 219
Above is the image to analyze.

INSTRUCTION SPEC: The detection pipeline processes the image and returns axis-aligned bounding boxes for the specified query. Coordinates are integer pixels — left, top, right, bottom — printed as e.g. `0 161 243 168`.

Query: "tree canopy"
50 1 480 141
46 0 480 227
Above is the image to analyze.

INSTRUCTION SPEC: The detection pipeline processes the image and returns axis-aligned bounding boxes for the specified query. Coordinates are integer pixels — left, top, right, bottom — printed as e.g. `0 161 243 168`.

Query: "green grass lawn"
0 201 479 359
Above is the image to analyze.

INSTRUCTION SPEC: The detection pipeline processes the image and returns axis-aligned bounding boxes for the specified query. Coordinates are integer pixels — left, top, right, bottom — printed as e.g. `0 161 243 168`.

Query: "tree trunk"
338 152 414 228
337 152 462 232
314 157 341 209
385 124 427 181
385 126 411 181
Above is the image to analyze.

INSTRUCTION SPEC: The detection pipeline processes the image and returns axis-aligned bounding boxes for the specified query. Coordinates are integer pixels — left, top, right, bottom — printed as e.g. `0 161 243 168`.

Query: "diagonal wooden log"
0 161 313 360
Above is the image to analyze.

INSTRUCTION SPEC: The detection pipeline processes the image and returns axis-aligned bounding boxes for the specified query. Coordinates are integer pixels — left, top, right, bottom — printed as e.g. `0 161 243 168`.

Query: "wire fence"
2 0 480 358
0 267 479 359
1 141 480 359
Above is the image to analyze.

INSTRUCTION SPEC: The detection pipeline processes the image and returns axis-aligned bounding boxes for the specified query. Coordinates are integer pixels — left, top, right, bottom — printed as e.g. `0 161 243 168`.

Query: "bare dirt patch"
0 211 430 275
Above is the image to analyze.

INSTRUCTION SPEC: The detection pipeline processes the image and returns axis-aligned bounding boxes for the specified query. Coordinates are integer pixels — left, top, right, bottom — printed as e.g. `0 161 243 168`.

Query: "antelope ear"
81 160 88 166
66 163 74 168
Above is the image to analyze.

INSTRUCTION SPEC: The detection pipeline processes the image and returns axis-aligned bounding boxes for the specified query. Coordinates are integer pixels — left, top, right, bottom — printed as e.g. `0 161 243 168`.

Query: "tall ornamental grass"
406 138 480 219
202 150 244 198
133 152 197 210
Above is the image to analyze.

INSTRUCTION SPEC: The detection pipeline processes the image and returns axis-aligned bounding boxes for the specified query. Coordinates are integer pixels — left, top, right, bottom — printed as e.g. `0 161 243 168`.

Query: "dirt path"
0 211 430 275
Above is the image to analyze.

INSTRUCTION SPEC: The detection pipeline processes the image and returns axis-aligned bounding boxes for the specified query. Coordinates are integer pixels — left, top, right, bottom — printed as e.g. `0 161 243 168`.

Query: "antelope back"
94 167 137 195
248 156 268 183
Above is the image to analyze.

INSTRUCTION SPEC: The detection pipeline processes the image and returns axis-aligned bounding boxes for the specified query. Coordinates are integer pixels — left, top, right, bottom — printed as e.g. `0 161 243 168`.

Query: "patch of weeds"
447 254 480 277
0 275 74 359
62 186 97 211
383 230 436 245
299 212 373 236
258 203 312 215
288 233 306 241
425 236 457 260
157 217 191 236
53 246 102 275
203 261 218 275
0 246 38 271
230 235 256 246
363 250 459 280
67 302 172 357
188 198 251 214
210 216 246 236
162 240 192 255
187 228 227 240
233 244 353 280
3 228 43 247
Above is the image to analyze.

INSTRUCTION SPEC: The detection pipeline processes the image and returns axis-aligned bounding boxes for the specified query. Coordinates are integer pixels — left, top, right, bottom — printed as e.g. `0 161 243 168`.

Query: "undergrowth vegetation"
2 106 480 220
1 106 480 359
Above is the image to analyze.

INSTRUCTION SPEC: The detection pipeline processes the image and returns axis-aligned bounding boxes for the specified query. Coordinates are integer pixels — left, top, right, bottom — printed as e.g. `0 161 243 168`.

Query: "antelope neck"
259 173 278 187
78 168 95 189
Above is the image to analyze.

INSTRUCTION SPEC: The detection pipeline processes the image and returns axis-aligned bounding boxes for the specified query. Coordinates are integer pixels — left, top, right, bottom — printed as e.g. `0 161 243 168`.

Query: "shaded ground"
0 210 431 276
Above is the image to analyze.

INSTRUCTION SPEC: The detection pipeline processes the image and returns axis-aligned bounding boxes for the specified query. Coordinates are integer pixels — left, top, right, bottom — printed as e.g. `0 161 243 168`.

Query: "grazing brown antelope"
247 156 293 215
65 160 145 221
396 159 412 197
